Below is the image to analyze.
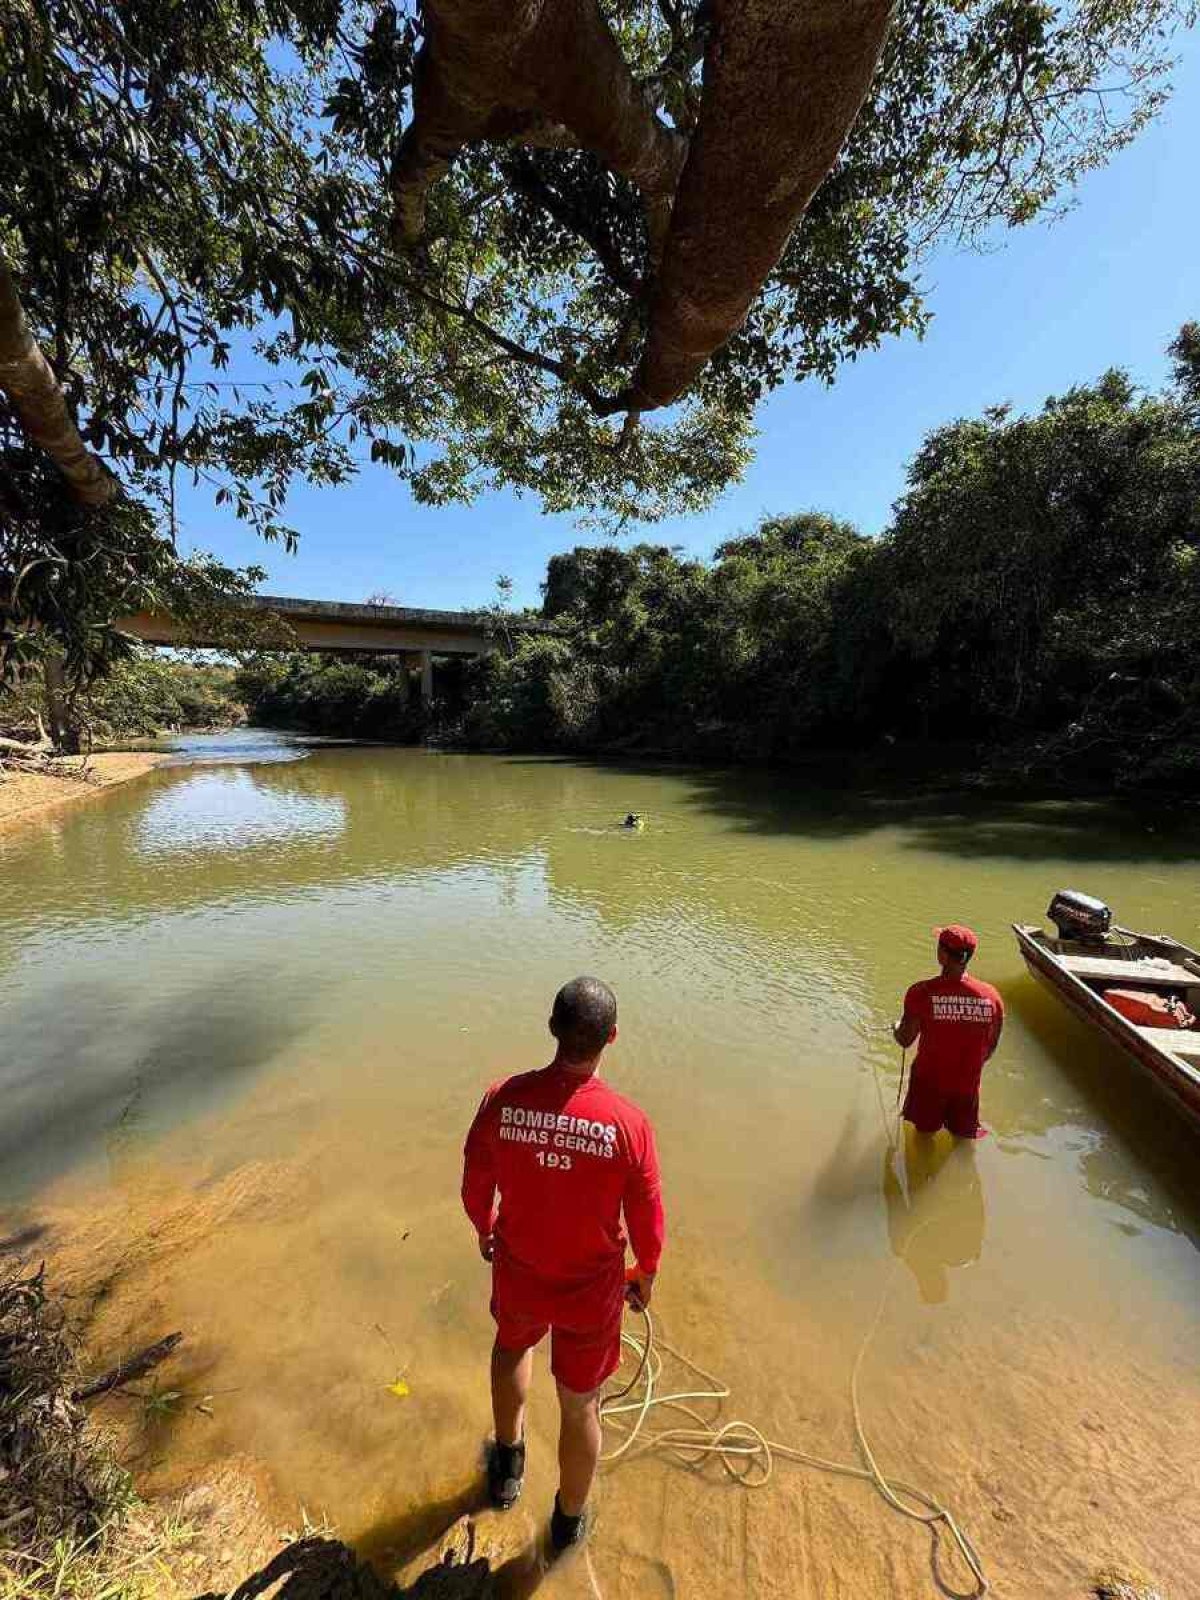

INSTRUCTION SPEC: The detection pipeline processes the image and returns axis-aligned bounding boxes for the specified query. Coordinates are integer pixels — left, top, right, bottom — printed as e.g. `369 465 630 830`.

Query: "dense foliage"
235 652 427 739
458 325 1200 789
2 0 1192 532
0 650 245 743
0 454 270 684
86 655 244 737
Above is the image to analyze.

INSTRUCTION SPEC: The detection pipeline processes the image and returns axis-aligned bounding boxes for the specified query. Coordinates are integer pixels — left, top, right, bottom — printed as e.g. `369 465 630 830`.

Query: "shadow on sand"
0 972 321 1199
192 1489 557 1600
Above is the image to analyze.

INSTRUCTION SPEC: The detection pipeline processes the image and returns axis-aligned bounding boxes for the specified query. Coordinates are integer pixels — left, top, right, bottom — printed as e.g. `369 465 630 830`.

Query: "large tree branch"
506 0 684 195
633 0 896 409
390 25 498 247
391 0 684 249
0 257 117 508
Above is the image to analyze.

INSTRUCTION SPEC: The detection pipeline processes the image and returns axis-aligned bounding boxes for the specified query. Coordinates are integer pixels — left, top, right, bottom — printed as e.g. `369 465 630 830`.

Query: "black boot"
549 1493 589 1554
487 1438 525 1510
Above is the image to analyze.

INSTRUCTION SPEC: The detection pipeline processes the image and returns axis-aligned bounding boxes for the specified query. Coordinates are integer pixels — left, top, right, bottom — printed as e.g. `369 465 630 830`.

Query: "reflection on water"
3 735 1200 1596
164 725 313 764
136 767 347 855
884 1134 986 1305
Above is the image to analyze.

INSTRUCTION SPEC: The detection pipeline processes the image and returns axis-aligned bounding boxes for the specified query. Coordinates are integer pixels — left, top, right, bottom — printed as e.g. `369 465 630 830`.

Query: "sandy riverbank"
0 751 169 832
13 1119 1184 1600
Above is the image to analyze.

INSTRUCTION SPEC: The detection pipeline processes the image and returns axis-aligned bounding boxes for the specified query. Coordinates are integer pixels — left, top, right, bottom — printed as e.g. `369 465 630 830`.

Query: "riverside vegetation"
239 329 1200 793
0 658 244 752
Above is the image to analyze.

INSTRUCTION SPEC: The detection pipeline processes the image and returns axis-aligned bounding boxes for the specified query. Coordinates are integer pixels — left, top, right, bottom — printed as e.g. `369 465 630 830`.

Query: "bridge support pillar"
419 650 433 704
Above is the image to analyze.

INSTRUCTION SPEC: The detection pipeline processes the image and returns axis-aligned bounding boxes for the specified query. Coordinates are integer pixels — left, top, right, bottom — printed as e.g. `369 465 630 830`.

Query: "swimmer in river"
462 977 665 1554
622 813 643 829
892 924 1004 1140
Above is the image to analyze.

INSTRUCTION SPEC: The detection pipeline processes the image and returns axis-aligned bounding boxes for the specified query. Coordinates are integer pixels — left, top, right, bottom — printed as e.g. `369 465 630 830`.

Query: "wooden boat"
1013 896 1200 1131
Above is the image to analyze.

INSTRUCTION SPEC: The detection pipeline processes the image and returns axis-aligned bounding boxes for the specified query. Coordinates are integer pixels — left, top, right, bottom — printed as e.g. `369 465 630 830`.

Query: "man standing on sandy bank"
462 977 664 1554
893 925 1004 1139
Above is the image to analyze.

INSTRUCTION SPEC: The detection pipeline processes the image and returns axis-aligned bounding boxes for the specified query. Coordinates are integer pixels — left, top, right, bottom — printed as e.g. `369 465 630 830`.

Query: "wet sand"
0 750 167 831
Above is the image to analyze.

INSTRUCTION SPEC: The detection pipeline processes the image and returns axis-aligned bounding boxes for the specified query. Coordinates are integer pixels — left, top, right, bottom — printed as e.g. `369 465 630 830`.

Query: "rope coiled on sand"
596 1270 987 1597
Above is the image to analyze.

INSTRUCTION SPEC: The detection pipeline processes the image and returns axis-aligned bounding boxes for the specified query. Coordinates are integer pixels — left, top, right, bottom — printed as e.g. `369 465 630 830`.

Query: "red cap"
936 923 978 958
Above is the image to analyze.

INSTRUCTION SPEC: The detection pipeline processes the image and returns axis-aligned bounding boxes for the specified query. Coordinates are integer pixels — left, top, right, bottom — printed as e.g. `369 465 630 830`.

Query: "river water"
2 734 1198 1597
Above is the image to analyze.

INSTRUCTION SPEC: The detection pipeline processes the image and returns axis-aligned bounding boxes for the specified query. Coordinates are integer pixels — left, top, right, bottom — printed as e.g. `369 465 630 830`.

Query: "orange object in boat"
1105 988 1195 1030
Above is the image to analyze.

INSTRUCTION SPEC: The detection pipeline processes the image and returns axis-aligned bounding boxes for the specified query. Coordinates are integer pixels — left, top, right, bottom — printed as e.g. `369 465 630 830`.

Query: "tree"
1 0 1192 538
0 447 276 752
378 0 1192 423
460 323 1200 786
2 0 342 746
876 353 1200 759
1171 321 1200 416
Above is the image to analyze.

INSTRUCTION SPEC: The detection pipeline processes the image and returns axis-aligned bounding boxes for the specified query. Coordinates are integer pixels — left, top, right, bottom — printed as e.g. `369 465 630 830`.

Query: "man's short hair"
551 976 617 1060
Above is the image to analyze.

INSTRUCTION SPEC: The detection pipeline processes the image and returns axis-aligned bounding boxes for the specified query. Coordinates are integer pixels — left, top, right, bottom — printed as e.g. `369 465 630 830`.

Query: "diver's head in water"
550 976 618 1071
936 923 978 978
622 813 642 829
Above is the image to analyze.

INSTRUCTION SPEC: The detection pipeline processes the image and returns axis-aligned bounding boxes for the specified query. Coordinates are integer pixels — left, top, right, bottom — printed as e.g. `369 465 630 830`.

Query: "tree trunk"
391 27 499 246
634 0 896 408
43 653 80 753
0 255 116 508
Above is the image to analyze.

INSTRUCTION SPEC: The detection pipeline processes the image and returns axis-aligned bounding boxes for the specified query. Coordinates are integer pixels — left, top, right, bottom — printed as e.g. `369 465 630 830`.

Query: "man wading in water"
893 925 1004 1139
462 977 664 1553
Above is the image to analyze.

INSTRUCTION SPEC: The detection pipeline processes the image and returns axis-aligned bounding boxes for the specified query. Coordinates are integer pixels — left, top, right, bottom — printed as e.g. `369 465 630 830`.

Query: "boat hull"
1014 923 1200 1133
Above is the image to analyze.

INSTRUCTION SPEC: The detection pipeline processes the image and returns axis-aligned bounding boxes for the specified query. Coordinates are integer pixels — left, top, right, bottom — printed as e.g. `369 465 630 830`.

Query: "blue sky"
179 34 1200 613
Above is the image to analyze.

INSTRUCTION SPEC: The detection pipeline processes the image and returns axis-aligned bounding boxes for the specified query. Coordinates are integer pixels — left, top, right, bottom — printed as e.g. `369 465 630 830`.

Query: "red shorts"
902 1075 982 1139
491 1261 623 1395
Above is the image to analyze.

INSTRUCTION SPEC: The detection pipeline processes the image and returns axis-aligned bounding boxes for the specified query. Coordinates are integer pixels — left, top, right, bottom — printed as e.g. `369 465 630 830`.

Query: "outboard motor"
1047 889 1111 944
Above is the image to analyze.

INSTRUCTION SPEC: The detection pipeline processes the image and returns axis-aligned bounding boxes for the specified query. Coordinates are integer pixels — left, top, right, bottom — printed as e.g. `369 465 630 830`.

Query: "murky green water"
2 736 1198 1596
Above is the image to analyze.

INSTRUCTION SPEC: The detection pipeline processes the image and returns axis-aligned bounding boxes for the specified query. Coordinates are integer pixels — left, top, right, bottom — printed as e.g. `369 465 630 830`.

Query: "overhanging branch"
634 0 897 408
0 256 117 509
391 0 684 254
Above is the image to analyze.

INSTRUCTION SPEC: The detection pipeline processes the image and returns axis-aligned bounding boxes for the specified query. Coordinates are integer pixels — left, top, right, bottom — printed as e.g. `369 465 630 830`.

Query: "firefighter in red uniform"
462 976 664 1553
893 925 1004 1139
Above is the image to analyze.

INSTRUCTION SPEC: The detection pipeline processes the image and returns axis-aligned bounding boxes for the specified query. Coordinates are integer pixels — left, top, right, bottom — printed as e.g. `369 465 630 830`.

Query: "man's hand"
478 1232 494 1262
893 1013 919 1049
625 1269 655 1311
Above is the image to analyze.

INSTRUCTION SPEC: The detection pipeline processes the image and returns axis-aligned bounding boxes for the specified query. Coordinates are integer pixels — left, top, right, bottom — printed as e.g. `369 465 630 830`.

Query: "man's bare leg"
555 1382 601 1518
492 1341 533 1447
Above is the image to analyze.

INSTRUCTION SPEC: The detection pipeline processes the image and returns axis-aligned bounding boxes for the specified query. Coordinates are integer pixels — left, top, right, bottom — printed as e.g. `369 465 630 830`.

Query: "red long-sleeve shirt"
462 1063 665 1289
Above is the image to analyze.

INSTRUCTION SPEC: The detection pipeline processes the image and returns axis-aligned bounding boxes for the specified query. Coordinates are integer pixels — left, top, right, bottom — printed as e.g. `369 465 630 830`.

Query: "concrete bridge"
118 593 540 700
